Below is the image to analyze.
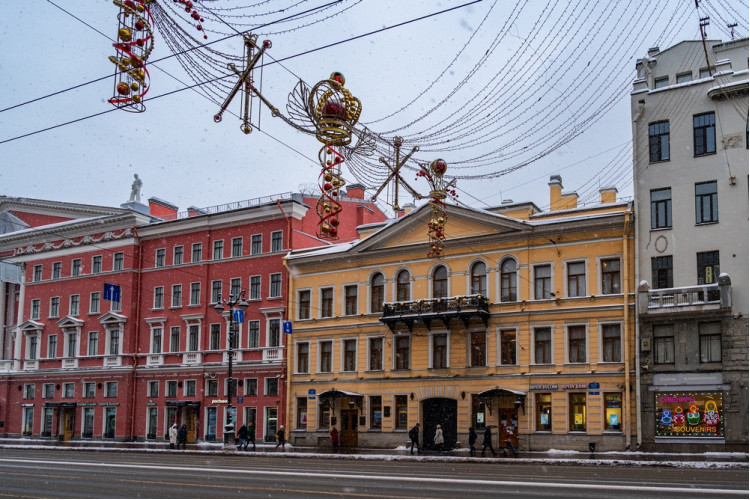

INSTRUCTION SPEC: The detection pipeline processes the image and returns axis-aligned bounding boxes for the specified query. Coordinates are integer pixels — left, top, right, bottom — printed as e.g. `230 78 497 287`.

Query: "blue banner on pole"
232 308 245 323
103 283 121 302
283 321 293 334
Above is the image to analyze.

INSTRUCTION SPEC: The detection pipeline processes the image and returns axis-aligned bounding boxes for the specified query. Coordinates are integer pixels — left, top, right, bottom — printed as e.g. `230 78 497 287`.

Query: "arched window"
432 265 448 298
470 261 487 296
501 259 517 302
396 270 411 302
370 273 385 313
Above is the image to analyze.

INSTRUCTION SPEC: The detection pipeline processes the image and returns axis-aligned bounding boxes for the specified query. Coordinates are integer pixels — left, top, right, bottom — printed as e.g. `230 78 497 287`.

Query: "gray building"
631 38 748 451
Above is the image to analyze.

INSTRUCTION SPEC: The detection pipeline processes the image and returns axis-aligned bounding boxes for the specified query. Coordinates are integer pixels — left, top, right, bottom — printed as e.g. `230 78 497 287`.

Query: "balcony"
262 347 284 363
103 356 121 367
61 358 79 369
638 275 731 317
381 295 490 332
146 354 164 367
223 350 241 364
183 352 202 365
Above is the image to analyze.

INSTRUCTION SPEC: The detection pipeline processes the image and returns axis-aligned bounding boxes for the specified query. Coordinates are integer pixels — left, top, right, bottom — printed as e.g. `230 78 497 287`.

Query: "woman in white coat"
434 424 444 453
169 423 178 449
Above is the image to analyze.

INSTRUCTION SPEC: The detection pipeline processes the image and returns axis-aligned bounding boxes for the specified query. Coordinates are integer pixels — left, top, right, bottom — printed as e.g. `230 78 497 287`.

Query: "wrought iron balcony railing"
381 295 490 332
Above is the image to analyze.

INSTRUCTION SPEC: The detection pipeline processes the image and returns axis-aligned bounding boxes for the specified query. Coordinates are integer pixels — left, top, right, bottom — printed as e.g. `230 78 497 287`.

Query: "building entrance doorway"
339 409 358 447
61 409 75 441
497 407 519 450
422 398 457 450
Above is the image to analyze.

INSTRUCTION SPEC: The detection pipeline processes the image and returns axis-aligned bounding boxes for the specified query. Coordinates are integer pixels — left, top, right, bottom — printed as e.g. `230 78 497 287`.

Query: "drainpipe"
129 226 143 441
282 256 293 437
632 102 644 450
622 204 633 450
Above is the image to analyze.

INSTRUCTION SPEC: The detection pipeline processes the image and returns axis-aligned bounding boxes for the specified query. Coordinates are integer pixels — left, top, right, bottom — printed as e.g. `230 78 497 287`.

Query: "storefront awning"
475 388 527 414
165 401 201 408
317 388 363 410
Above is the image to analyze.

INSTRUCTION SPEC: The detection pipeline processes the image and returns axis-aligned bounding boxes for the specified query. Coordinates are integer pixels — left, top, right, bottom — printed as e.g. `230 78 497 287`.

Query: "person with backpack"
408 423 421 455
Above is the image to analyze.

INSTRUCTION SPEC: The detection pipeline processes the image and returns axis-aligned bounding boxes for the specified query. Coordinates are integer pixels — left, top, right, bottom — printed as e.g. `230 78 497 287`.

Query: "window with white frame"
298 290 311 320
368 337 383 371
567 261 586 297
185 380 196 397
271 231 283 252
173 246 183 265
33 265 42 282
148 380 159 397
70 294 80 316
52 262 61 279
344 285 357 315
396 270 411 301
430 333 448 369
72 259 81 277
370 273 385 313
230 278 241 299
245 378 258 396
153 287 164 309
31 299 40 320
533 327 552 364
92 256 102 274
87 331 98 356
320 287 333 318
24 383 35 399
343 338 357 372
600 258 620 295
27 334 38 360
231 237 243 257
394 335 410 370
151 327 163 354
319 340 333 373
105 381 118 397
265 377 279 396
43 383 54 398
211 280 222 303
270 273 282 298
65 332 78 358
213 240 224 260
210 324 220 350
534 264 552 299
63 382 75 398
268 319 280 347
207 379 218 396
601 324 621 362
155 249 165 267
170 327 180 352
567 325 587 363
49 296 60 318
190 282 201 306
188 324 199 351
107 328 121 355
171 284 182 307
250 275 261 300
470 261 487 296
500 258 517 302
166 380 178 397
296 342 309 373
469 330 486 367
48 335 58 358
432 265 448 298
84 382 95 398
251 234 262 254
191 243 202 262
247 320 260 348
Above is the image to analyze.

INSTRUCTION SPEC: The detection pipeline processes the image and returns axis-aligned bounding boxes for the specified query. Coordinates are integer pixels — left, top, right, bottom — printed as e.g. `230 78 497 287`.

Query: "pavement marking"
0 458 746 496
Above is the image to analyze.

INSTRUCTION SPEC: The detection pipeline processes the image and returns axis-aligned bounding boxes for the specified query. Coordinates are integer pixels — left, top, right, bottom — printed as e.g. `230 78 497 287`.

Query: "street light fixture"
214 291 249 445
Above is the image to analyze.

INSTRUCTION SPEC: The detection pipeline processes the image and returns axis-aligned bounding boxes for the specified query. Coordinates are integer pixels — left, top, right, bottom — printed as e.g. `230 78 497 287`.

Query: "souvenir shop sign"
655 391 723 437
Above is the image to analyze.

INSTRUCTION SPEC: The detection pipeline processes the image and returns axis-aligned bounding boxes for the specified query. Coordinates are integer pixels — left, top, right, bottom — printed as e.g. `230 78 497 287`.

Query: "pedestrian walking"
481 426 497 457
468 427 478 456
329 426 339 451
177 424 187 450
275 425 286 451
169 422 178 449
408 423 421 455
434 424 444 453
502 426 518 457
247 422 256 451
237 423 249 451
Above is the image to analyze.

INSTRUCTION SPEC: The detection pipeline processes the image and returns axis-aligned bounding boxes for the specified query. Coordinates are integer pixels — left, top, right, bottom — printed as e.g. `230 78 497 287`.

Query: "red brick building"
0 187 385 443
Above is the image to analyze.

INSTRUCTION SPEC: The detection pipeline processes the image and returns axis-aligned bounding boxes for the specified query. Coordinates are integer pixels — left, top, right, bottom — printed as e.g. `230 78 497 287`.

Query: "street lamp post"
214 291 249 446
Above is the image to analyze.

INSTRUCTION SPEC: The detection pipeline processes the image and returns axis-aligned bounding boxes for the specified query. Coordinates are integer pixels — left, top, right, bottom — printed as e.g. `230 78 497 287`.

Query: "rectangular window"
72 259 81 277
265 377 278 396
270 273 282 298
171 284 182 307
676 71 692 83
602 324 621 362
319 340 333 373
52 262 61 279
604 393 622 431
344 285 357 315
48 335 58 358
601 258 620 294
648 121 670 162
192 243 202 263
654 76 669 88
271 231 283 252
84 382 96 398
31 299 40 320
251 234 262 254
247 321 260 348
28 336 38 360
534 264 552 299
697 251 720 285
370 396 382 429
321 287 333 318
694 112 716 156
43 383 54 398
534 327 551 364
105 381 118 398
395 335 410 370
229 278 241 299
207 379 218 397
173 246 183 265
536 393 552 431
210 324 220 350
190 282 201 305
250 276 261 300
567 261 586 297
699 322 721 363
653 324 674 364
148 381 159 398
108 329 120 355
70 291 81 316
470 331 486 367
569 393 586 431
92 256 102 274
268 319 280 347
699 67 715 78
650 188 672 229
153 287 164 309
66 332 78 358
395 395 408 429
211 281 222 304
343 339 357 372
167 381 178 398
33 265 42 282
88 332 98 356
567 325 586 363
185 380 196 397
231 237 243 257
298 290 311 320
151 327 162 354
245 378 258 396
213 240 224 260
50 296 60 317
695 181 718 224
63 383 75 398
113 252 124 271
431 333 447 369
188 325 199 351
296 342 309 373
170 327 180 352
24 384 35 399
297 397 308 429
500 329 516 365
155 249 165 267
89 292 101 313
368 337 383 371
651 256 673 289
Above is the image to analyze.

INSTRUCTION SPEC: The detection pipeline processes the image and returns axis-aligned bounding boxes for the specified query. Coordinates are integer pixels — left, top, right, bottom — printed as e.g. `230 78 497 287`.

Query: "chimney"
647 46 659 57
549 175 563 211
148 197 179 220
599 186 618 205
346 183 365 200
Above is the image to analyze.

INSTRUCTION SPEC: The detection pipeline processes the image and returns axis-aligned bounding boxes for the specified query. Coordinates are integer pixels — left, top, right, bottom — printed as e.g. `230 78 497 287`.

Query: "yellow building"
284 176 635 452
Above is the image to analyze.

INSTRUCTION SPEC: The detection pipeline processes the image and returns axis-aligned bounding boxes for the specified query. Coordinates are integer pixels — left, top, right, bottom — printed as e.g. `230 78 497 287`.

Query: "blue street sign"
283 321 293 334
308 389 316 395
103 283 121 302
237 396 244 404
232 308 245 323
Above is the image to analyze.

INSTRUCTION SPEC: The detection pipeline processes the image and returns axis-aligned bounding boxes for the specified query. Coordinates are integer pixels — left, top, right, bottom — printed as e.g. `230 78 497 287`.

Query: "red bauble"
323 101 346 119
323 182 333 191
116 83 129 95
135 21 144 31
330 219 339 227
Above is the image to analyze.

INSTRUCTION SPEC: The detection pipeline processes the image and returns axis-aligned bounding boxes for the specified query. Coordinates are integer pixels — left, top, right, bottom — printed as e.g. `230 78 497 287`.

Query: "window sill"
650 227 672 232
695 221 719 226
648 159 671 164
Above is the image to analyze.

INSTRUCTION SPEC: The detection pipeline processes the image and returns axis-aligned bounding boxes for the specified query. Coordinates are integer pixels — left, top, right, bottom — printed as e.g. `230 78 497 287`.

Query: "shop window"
370 396 382 429
395 395 408 429
318 404 331 429
655 391 723 437
569 393 586 431
604 393 622 431
472 399 487 430
699 322 721 363
536 393 552 431
297 397 307 429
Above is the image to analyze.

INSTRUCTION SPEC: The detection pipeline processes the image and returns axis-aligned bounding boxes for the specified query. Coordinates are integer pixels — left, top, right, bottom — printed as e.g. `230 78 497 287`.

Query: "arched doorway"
422 398 457 450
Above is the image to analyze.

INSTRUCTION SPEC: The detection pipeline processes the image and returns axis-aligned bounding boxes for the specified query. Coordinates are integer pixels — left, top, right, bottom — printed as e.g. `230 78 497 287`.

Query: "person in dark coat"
329 426 339 451
468 427 478 456
247 422 256 451
502 426 518 457
481 426 497 457
275 425 286 451
408 423 421 455
237 424 249 451
177 424 188 450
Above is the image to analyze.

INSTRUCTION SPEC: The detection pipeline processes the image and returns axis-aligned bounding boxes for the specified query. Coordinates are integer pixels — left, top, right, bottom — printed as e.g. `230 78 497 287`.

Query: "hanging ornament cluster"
308 72 362 239
416 159 457 258
109 0 155 112
173 0 208 39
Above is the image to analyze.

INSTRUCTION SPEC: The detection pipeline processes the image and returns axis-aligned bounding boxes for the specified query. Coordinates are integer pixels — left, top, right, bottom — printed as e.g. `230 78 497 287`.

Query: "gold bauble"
118 28 132 42
130 82 140 91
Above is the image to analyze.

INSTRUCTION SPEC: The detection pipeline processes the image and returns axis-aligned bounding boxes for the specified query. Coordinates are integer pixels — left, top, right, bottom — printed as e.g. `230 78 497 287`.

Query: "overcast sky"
1 1 747 217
